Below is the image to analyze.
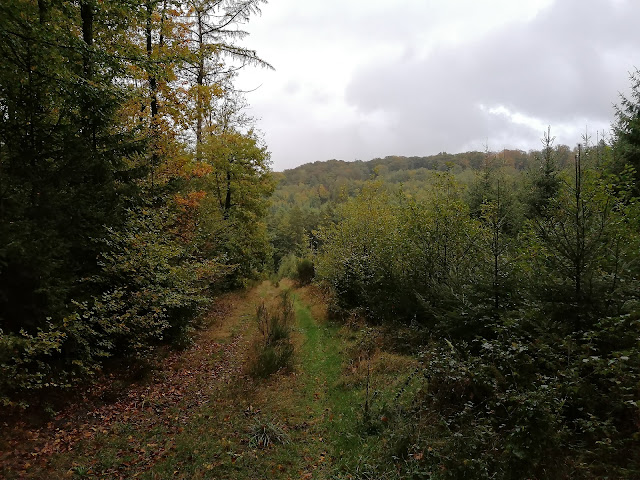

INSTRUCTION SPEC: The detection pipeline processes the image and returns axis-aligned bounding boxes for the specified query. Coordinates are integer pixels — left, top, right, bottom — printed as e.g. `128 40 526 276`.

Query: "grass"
3 281 419 479
248 418 291 448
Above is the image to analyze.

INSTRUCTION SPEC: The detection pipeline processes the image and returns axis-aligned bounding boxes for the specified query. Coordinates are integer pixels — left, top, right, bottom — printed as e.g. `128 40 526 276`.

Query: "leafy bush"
276 253 315 286
0 325 68 407
316 179 483 325
413 337 566 479
0 203 224 405
295 258 315 285
79 205 217 356
366 309 640 479
249 291 295 378
318 162 640 477
276 253 299 279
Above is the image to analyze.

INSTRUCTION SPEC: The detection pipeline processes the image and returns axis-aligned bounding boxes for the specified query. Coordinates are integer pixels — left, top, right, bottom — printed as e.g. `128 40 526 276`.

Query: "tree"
524 126 561 218
521 136 635 323
182 0 272 157
612 68 640 192
187 104 273 284
398 173 482 326
466 149 522 314
317 177 483 326
0 0 137 333
0 0 272 404
316 182 400 318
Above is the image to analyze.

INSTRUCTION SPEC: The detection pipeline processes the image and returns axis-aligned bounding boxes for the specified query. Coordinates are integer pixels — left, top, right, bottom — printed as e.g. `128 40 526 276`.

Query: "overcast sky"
236 0 640 171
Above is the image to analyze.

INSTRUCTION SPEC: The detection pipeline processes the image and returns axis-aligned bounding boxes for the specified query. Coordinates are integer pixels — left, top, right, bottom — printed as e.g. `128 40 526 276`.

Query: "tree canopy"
0 0 273 405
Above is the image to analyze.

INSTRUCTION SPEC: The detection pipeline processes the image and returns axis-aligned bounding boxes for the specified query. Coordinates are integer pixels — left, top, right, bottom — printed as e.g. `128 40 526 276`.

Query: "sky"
236 0 640 172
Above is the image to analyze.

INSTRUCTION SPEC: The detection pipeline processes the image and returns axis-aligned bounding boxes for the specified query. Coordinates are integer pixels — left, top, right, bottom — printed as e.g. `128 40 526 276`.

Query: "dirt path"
1 289 255 479
1 281 362 480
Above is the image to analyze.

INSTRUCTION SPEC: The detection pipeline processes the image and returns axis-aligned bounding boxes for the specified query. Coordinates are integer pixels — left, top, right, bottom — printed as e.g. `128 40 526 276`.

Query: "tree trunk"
574 144 582 304
195 9 205 158
145 0 159 186
80 1 93 78
224 169 232 219
146 1 158 121
37 0 49 24
80 1 95 148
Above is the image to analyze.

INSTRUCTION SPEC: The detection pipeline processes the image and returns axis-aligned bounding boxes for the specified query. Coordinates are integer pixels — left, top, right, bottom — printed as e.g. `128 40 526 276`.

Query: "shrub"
250 342 295 379
367 311 640 479
248 418 290 448
276 253 299 280
295 258 315 285
0 204 223 406
0 325 68 407
249 291 295 378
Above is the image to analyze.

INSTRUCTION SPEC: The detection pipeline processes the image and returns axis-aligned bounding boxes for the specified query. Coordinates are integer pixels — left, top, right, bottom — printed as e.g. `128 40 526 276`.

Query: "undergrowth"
247 290 295 378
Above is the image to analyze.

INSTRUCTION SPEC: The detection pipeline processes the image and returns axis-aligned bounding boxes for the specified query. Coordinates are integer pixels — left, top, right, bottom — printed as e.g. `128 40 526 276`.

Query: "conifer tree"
613 68 640 192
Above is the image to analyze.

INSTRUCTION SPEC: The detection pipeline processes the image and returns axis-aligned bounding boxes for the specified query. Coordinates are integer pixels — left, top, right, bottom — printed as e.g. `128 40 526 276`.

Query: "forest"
270 125 640 478
1 0 640 479
0 0 274 402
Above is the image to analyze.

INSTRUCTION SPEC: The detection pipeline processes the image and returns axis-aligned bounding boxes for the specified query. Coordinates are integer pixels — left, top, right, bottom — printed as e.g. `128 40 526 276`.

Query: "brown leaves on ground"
0 292 246 479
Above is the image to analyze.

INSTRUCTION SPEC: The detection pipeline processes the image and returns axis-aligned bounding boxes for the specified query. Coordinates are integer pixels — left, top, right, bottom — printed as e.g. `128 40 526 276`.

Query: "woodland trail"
1 288 251 479
1 280 361 480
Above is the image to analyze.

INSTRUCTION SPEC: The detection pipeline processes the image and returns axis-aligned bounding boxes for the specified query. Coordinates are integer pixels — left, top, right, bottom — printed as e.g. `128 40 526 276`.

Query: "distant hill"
276 147 575 189
267 144 575 269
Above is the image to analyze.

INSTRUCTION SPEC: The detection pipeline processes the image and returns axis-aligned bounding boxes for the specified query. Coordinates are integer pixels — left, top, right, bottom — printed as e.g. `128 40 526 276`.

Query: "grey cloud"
283 81 300 95
271 2 443 45
345 0 640 153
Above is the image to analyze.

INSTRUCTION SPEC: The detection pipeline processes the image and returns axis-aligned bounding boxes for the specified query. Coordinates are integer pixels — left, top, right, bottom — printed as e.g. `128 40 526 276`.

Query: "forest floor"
1 280 418 479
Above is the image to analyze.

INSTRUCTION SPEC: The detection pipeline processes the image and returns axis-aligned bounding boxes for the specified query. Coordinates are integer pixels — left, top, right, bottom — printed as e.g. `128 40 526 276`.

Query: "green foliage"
523 127 562 218
79 203 221 354
316 182 402 319
276 253 301 279
250 342 295 379
249 291 295 378
520 151 639 322
317 177 483 326
0 199 228 404
0 0 134 335
613 68 640 192
295 258 315 285
414 337 567 479
195 126 275 286
375 306 640 479
269 202 336 270
0 0 272 404
313 130 640 476
267 148 568 278
277 253 316 285
0 325 67 406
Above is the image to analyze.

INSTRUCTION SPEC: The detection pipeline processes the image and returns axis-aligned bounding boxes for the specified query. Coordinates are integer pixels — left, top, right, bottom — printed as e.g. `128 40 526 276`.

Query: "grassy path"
2 281 412 479
293 295 363 477
1 283 364 479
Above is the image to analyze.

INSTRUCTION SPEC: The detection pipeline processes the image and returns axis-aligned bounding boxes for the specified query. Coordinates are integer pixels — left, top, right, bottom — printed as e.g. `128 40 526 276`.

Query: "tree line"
0 0 273 406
